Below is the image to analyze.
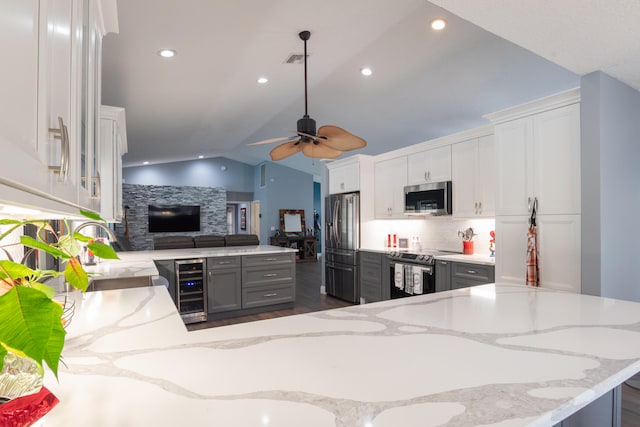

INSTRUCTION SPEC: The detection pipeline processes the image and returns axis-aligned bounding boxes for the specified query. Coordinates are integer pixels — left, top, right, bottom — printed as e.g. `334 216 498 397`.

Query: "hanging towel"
412 265 423 294
394 263 404 289
404 265 413 294
526 224 540 287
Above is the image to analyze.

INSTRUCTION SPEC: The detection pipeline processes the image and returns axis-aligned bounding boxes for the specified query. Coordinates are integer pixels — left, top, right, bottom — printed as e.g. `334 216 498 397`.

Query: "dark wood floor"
187 260 352 330
186 260 640 425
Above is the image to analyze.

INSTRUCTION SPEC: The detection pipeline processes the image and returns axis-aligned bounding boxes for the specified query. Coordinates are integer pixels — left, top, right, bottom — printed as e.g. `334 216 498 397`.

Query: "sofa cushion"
224 234 259 246
194 235 225 248
153 236 194 250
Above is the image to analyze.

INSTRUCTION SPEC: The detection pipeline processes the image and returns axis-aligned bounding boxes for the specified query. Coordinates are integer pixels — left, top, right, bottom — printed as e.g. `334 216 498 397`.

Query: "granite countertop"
84 245 298 280
43 284 640 426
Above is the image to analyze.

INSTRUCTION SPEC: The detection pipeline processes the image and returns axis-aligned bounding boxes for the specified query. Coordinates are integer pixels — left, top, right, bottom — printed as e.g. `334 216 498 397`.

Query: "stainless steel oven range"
387 250 454 299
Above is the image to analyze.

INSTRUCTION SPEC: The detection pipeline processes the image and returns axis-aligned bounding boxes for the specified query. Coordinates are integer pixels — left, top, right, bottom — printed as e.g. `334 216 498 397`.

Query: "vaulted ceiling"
101 1 639 176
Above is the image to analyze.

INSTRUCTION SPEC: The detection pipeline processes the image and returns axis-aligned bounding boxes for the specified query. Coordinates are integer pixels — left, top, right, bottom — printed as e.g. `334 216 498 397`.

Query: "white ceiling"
101 0 639 175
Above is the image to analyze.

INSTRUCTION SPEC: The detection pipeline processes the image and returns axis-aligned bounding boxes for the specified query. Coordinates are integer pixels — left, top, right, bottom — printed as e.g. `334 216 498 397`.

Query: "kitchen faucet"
73 221 117 243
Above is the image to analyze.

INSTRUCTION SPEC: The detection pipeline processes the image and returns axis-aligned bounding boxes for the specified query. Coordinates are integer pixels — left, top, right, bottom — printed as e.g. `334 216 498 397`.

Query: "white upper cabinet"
374 156 407 219
407 145 451 185
0 1 49 194
493 101 581 216
452 134 495 217
328 162 359 194
100 106 127 222
0 0 118 216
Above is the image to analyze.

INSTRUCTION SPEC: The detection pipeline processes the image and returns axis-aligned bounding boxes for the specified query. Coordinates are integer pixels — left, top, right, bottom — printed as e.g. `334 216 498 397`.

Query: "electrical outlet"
270 226 275 231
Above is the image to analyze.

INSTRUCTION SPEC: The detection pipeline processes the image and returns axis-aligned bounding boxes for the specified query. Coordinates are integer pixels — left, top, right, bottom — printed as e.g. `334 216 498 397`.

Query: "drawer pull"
263 293 278 297
466 270 477 274
218 261 231 265
263 273 278 277
263 258 277 261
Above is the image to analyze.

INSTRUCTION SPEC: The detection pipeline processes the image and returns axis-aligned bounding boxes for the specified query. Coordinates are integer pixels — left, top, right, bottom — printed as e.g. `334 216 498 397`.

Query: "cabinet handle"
474 202 478 214
439 261 447 265
48 116 70 182
528 197 532 212
218 261 231 265
92 172 101 199
340 182 345 190
466 270 477 274
428 171 431 181
424 171 428 182
478 201 482 214
263 257 277 261
263 293 278 297
263 273 277 277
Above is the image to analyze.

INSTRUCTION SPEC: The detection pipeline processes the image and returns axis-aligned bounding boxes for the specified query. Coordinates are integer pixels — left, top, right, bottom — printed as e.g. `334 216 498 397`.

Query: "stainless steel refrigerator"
325 192 360 303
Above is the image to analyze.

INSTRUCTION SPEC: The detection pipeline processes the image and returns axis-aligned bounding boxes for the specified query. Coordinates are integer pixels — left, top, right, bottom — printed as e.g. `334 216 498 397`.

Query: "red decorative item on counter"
0 386 59 427
387 234 391 248
393 234 397 248
463 240 474 255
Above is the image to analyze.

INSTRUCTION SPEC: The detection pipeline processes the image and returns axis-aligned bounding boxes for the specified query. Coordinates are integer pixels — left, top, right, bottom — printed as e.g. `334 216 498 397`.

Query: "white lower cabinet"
374 156 407 218
495 214 581 293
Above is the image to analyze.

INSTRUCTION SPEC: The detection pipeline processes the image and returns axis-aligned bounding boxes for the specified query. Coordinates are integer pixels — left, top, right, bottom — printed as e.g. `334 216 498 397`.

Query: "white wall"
581 71 640 302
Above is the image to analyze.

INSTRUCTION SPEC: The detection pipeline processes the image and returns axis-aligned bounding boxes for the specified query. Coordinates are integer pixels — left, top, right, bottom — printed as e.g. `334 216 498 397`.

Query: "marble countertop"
359 248 495 266
85 245 297 280
43 284 640 426
434 253 496 266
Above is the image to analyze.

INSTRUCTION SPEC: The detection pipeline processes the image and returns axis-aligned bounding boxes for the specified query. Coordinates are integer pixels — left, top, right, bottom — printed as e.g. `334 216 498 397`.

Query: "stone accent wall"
115 184 227 250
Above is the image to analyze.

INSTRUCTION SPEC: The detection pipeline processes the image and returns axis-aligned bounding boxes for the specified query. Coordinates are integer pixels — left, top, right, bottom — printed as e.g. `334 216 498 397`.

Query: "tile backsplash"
362 217 496 256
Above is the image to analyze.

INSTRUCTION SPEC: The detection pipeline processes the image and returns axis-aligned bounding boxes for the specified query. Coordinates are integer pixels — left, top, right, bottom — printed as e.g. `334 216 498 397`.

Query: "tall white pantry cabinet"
486 89 582 293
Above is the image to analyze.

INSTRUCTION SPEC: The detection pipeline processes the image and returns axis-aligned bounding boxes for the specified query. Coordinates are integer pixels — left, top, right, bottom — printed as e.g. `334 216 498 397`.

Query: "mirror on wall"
279 209 305 235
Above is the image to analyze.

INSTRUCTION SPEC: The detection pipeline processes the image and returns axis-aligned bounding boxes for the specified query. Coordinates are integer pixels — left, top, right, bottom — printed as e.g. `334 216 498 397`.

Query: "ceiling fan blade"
301 142 342 159
317 125 367 151
270 140 302 161
247 136 296 146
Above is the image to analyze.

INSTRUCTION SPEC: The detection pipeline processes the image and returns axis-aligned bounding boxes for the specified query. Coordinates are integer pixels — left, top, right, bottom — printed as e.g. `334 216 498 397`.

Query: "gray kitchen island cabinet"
241 252 296 309
207 256 242 313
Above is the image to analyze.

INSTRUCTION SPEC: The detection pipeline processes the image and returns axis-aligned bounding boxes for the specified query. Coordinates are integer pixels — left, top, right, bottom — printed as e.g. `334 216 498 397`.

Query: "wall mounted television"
148 205 201 233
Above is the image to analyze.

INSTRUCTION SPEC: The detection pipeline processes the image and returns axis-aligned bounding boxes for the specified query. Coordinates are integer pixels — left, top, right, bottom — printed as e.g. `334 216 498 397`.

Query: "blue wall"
123 157 254 192
124 157 315 245
253 162 314 244
581 71 640 302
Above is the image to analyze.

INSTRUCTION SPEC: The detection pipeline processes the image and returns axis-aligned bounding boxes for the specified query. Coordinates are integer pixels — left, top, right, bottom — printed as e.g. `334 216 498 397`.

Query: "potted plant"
0 210 118 407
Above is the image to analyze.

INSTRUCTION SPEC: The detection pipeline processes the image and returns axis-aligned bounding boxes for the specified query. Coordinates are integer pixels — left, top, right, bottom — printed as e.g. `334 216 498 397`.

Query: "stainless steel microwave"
404 181 452 216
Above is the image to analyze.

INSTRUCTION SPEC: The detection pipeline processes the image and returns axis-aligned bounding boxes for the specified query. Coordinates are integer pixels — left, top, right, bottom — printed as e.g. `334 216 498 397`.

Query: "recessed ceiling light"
158 49 176 58
198 155 204 159
257 77 269 84
360 67 373 77
143 161 149 165
431 18 447 31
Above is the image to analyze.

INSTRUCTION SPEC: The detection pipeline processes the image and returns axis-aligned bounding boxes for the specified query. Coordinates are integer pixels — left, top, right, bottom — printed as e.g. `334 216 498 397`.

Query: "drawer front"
359 251 382 264
451 262 495 283
242 284 294 308
207 256 241 270
242 253 294 267
243 265 295 288
452 277 487 290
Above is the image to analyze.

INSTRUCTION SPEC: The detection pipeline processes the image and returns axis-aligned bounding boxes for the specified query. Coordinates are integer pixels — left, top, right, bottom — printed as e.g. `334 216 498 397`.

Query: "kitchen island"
43 283 640 426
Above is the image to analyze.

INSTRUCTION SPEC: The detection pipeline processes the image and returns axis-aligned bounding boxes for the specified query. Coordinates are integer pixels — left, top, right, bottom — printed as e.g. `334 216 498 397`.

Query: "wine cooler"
175 258 207 324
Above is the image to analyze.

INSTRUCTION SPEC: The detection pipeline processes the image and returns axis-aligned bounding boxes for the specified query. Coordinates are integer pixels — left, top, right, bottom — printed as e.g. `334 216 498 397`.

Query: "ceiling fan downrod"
297 30 316 140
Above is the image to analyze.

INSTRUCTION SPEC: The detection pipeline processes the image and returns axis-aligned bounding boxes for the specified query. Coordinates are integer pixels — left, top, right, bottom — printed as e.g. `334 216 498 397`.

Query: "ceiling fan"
248 30 367 161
